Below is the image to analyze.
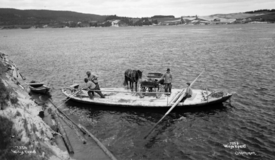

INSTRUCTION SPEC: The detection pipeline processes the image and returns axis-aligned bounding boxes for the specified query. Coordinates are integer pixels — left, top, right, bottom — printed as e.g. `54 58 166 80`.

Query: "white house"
111 20 120 27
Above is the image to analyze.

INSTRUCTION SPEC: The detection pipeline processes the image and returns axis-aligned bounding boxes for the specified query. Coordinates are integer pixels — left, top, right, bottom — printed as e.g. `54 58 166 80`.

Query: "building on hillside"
219 18 236 24
111 20 120 27
192 17 210 25
159 19 182 25
234 19 247 24
181 16 196 24
213 18 220 22
155 17 182 25
110 20 128 27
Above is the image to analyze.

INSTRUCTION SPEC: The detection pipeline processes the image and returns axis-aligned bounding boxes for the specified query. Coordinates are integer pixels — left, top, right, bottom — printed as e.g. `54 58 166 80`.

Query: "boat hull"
29 86 50 94
62 88 232 108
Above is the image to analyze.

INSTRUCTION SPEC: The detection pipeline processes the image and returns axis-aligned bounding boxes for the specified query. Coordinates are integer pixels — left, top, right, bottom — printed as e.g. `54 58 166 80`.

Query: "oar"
168 70 204 105
171 70 204 104
144 70 204 139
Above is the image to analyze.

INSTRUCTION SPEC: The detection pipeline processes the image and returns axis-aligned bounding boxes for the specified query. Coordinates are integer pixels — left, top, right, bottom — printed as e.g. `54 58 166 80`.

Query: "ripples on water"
1 24 275 160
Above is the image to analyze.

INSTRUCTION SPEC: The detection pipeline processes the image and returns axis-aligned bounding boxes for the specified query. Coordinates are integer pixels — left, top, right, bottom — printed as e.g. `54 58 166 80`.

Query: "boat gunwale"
61 88 232 108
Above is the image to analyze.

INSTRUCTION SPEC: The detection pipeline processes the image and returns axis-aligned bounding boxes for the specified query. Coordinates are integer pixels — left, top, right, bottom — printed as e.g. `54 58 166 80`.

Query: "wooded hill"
0 8 107 27
0 8 275 28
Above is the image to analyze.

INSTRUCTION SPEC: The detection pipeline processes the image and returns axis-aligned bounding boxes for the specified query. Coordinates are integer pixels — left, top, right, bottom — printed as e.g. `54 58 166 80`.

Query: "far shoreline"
0 22 273 30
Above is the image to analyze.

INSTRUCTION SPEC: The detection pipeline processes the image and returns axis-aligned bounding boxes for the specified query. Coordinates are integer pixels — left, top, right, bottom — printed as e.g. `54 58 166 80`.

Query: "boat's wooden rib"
62 88 232 108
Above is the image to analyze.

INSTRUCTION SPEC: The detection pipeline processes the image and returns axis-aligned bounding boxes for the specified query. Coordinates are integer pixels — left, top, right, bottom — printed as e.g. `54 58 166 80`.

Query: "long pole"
168 70 204 105
170 70 204 104
53 113 74 154
144 70 204 139
49 99 117 160
78 124 118 160
57 113 87 144
48 99 87 134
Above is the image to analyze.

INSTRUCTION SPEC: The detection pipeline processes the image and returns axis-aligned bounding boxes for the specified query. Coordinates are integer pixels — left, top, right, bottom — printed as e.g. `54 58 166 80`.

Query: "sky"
1 0 275 17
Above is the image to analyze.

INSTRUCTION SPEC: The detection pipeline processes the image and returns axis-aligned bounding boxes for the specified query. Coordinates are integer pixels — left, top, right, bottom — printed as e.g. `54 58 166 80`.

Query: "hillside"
200 13 264 22
0 8 274 28
0 8 107 27
248 12 275 22
197 10 275 24
210 13 262 19
206 9 275 22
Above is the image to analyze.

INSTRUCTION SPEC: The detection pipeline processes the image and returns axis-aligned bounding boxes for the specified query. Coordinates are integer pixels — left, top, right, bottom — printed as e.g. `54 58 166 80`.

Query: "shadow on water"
28 92 52 105
64 99 232 124
54 99 235 151
144 104 232 148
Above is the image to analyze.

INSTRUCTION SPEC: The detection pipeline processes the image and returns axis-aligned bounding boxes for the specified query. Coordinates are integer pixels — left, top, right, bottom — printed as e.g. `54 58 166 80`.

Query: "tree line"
245 9 275 14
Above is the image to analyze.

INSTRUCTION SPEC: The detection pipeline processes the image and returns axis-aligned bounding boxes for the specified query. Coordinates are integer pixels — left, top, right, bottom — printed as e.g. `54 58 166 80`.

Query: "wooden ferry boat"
61 87 233 108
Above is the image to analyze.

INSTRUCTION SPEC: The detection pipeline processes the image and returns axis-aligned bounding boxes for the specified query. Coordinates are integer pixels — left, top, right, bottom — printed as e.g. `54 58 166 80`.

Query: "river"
1 24 274 160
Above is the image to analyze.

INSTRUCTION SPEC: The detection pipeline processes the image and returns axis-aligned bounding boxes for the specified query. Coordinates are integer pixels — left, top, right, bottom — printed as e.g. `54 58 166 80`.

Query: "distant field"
200 13 264 21
211 13 263 19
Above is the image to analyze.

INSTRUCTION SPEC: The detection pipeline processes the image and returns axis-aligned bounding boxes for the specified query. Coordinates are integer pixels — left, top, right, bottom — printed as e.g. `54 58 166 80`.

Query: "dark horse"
123 69 142 92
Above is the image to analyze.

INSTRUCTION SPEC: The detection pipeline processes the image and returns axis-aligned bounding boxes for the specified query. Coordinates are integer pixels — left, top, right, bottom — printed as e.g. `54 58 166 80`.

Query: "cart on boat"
140 72 164 92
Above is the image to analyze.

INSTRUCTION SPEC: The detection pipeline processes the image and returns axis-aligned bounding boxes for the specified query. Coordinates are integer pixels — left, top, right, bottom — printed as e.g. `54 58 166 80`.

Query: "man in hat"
86 71 98 84
160 68 173 95
82 78 105 99
86 71 105 98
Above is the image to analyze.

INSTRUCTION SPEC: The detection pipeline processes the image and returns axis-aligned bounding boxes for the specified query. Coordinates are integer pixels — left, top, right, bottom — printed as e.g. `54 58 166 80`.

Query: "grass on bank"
0 60 41 159
0 116 42 160
0 61 19 109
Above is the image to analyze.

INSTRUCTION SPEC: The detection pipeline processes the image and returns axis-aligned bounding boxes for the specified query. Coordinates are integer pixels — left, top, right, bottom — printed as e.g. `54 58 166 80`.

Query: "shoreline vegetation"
0 52 117 160
0 52 71 159
0 8 275 29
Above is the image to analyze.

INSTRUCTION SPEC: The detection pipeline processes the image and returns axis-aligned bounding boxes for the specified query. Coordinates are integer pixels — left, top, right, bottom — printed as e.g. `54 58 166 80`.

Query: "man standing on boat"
160 68 173 95
86 71 98 83
86 71 105 98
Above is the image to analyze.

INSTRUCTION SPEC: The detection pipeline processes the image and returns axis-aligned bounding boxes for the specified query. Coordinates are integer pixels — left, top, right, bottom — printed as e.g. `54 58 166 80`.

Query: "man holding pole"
82 78 105 99
86 71 105 98
180 82 193 102
86 71 99 84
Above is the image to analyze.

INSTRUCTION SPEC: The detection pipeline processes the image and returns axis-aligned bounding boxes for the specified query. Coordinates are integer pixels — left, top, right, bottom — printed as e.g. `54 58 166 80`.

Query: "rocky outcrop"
0 52 72 160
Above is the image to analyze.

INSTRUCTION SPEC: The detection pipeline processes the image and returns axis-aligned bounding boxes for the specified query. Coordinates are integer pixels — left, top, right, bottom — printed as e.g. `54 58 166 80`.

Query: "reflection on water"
1 24 275 160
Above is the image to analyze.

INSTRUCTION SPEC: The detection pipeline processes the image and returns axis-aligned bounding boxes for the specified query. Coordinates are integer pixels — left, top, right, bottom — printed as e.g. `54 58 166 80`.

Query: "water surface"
1 24 275 160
